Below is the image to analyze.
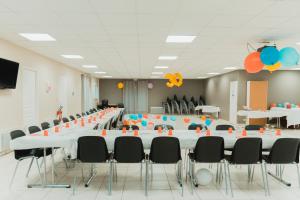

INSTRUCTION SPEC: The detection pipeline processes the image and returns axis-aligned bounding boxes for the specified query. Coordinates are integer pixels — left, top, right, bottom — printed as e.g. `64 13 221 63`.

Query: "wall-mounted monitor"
0 58 19 89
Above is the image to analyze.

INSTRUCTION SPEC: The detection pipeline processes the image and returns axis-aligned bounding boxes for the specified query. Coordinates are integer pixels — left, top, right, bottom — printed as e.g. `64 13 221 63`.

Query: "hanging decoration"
148 82 154 89
117 82 124 89
164 72 183 88
244 45 299 73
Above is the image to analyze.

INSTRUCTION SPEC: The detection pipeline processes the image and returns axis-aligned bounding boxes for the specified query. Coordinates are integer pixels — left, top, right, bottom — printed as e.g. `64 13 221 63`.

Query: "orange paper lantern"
133 130 139 136
196 127 201 134
275 129 281 136
206 129 211 136
228 127 233 134
183 117 190 123
102 129 107 136
157 126 162 134
168 129 173 136
43 130 49 136
242 129 247 137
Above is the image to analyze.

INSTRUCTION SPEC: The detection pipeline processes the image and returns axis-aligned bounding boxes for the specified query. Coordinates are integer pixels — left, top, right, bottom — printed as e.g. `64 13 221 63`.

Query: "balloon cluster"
117 82 124 89
244 46 299 73
164 73 183 88
201 115 213 126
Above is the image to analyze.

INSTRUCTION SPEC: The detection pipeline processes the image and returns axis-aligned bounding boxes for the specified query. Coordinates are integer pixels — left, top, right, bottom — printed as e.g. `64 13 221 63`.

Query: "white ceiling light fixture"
158 56 177 60
94 71 106 74
207 72 220 75
150 76 160 79
154 66 169 69
152 72 164 75
197 76 207 79
224 67 237 70
82 65 97 69
102 75 112 78
61 55 83 59
19 33 56 41
166 35 196 43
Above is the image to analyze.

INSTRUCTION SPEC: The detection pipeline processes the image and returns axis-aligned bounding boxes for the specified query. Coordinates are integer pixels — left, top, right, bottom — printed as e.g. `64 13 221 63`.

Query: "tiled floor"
2 115 300 200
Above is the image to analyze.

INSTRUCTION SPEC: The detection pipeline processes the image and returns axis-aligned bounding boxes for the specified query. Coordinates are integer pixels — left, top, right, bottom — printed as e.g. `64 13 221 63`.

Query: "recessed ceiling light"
166 35 196 43
207 72 220 75
154 66 169 69
82 65 97 69
102 75 112 78
19 33 56 41
150 76 160 79
152 72 164 75
61 55 83 59
296 42 300 45
94 71 106 74
290 68 300 70
224 67 237 70
158 56 177 60
197 76 207 79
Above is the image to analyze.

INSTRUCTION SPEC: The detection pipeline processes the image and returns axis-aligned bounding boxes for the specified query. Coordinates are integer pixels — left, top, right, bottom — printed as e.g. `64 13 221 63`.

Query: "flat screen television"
0 58 19 89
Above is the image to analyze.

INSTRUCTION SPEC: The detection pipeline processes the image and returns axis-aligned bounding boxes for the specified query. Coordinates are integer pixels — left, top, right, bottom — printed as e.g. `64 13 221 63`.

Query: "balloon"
244 52 264 73
165 73 183 88
143 114 148 119
155 115 161 119
195 168 213 186
270 103 276 108
201 115 206 121
138 113 143 119
162 115 168 121
166 82 174 88
141 120 147 127
265 62 281 73
130 114 138 120
277 103 284 108
205 118 212 126
260 46 280 65
117 82 124 89
170 116 176 121
183 117 191 123
279 47 299 67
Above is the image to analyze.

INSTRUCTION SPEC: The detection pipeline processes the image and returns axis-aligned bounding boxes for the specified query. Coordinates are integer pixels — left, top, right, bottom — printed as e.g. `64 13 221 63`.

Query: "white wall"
0 39 82 131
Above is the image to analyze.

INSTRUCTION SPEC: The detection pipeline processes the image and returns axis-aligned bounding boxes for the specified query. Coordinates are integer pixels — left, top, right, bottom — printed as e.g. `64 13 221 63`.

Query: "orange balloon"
244 52 264 73
183 117 190 123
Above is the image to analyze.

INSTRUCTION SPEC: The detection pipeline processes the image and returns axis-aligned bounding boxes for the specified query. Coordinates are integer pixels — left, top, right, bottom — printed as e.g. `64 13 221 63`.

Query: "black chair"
225 138 268 197
187 137 225 193
86 111 90 115
119 125 139 130
28 126 53 158
76 114 81 118
263 138 300 194
146 137 183 196
41 122 50 130
9 130 43 187
112 137 146 194
53 119 60 126
62 117 69 123
216 124 235 131
245 125 263 131
82 112 86 116
69 115 76 121
28 125 41 134
154 124 174 130
76 136 112 193
188 124 206 130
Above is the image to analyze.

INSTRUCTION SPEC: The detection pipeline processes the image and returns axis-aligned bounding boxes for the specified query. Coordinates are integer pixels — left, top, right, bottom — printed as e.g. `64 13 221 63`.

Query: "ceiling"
0 0 300 79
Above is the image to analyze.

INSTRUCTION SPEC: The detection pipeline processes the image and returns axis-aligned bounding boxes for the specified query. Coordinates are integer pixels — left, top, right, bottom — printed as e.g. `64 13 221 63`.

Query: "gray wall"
204 70 300 120
99 79 204 110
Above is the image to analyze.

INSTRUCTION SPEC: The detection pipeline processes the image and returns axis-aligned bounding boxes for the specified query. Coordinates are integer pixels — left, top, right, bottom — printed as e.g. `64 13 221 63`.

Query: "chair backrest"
62 117 69 123
76 114 81 118
231 138 262 164
82 112 86 116
77 136 109 163
41 122 50 130
119 125 130 130
10 130 32 160
69 115 75 121
193 136 224 163
154 124 174 130
53 119 60 126
245 125 263 131
113 136 145 163
268 138 300 164
150 137 181 164
188 124 206 130
131 125 139 130
28 126 41 134
216 124 235 131
86 111 90 115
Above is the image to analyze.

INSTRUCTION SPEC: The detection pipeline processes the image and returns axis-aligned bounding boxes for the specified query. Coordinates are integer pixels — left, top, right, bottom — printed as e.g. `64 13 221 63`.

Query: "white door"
229 81 238 123
23 69 37 126
58 76 68 115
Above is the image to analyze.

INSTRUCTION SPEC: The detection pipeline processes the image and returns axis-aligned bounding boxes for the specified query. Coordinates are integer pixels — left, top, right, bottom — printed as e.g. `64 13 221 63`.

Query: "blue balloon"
130 114 138 120
162 115 168 121
190 122 196 126
260 46 279 65
141 120 147 127
138 113 143 119
170 116 176 121
205 119 212 126
279 47 299 67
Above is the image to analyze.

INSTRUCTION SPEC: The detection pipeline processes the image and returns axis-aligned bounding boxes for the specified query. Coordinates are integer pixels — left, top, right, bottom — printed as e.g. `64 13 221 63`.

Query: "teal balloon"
190 122 196 126
138 113 143 119
277 103 284 108
260 46 279 65
170 116 176 121
130 114 138 120
279 47 299 67
141 120 147 127
205 119 212 126
292 104 297 108
162 115 168 121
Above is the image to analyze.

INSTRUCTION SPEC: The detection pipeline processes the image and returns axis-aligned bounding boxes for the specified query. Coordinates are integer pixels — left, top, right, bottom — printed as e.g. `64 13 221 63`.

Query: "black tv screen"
0 58 19 89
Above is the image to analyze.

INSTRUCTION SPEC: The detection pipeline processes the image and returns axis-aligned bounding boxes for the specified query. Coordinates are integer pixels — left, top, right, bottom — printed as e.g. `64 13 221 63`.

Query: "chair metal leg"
140 162 143 181
179 161 183 197
85 164 96 187
260 163 268 196
72 176 77 195
81 166 85 182
10 160 20 188
145 160 149 196
263 162 270 196
296 163 300 188
26 157 34 178
223 161 228 195
226 162 233 197
108 161 113 195
151 162 153 181
35 158 43 185
189 158 193 194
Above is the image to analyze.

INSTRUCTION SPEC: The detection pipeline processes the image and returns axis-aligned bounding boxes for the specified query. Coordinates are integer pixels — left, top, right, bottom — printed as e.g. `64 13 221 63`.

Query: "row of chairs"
75 135 300 197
